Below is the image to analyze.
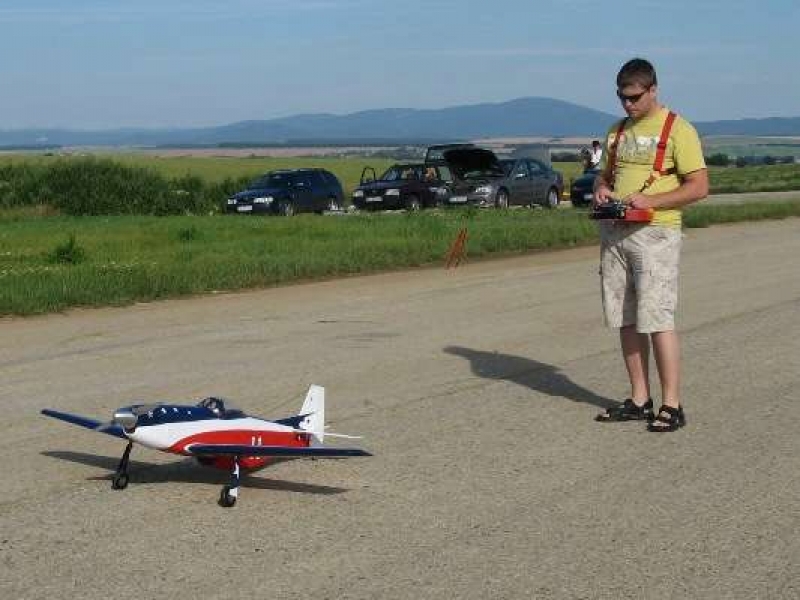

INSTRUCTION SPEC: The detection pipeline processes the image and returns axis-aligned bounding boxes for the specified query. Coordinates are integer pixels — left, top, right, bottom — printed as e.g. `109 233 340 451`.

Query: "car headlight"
385 188 400 196
227 198 237 205
474 185 493 194
353 190 364 198
253 196 273 204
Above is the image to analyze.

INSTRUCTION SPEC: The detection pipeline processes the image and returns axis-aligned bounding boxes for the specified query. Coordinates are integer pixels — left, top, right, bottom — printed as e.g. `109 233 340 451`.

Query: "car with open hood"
432 147 564 209
225 168 344 216
434 147 505 208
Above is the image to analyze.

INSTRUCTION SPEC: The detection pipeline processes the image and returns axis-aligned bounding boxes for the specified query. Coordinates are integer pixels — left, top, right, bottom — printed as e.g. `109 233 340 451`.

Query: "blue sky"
1 0 798 129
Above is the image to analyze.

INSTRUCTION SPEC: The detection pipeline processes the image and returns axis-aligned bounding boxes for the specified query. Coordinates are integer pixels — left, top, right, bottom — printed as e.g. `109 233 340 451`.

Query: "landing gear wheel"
219 456 241 507
112 441 133 490
219 485 237 508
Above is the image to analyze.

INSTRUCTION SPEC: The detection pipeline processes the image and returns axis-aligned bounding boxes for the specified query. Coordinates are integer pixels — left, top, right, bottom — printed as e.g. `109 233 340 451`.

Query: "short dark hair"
617 58 657 89
592 140 600 147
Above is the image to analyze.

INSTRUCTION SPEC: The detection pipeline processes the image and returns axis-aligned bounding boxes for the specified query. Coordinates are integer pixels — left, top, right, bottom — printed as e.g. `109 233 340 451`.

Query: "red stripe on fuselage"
168 429 309 454
172 429 311 470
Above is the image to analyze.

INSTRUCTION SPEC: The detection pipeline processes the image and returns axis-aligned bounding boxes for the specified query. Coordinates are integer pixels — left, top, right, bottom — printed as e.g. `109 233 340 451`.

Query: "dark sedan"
352 163 446 211
570 168 599 207
226 169 344 216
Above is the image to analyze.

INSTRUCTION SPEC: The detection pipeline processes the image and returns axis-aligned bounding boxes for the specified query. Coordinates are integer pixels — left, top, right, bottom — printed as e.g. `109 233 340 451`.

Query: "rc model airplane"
42 385 371 507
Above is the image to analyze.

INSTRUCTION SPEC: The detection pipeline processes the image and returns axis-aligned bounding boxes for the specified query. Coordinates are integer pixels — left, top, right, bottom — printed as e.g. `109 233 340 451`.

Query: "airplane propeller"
109 404 159 433
112 408 138 432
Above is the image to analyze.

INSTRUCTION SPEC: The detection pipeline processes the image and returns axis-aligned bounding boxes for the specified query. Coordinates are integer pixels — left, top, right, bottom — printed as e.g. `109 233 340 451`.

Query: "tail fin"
298 385 325 447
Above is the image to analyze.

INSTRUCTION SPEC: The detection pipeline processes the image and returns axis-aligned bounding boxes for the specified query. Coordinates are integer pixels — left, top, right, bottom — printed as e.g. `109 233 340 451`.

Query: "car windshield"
250 173 291 188
379 166 420 181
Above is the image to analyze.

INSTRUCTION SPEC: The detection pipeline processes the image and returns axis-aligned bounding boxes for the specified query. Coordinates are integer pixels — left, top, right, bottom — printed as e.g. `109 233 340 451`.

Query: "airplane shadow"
42 451 348 495
444 345 615 410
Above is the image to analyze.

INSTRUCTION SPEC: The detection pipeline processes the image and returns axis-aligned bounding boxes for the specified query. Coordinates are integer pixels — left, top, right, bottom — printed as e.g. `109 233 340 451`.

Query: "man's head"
616 58 659 120
592 140 601 149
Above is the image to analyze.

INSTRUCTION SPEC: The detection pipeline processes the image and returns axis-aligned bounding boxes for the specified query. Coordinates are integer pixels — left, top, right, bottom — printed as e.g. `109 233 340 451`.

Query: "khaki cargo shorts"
599 222 682 333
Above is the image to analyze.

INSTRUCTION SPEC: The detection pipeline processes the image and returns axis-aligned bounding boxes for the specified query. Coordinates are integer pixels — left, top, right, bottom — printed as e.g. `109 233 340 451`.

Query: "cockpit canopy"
196 397 243 418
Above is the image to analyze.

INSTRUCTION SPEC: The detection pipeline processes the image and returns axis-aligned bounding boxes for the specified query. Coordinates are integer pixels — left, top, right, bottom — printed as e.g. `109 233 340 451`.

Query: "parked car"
493 157 564 208
352 163 447 211
570 168 600 207
225 168 344 216
431 146 504 208
431 147 563 209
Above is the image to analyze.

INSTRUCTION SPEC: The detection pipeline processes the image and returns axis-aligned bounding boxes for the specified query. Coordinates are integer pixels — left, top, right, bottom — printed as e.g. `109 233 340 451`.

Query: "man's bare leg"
651 330 680 408
620 325 651 404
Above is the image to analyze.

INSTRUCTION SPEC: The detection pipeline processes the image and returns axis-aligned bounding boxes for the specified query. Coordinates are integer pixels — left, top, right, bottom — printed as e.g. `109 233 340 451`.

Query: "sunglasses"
617 88 650 104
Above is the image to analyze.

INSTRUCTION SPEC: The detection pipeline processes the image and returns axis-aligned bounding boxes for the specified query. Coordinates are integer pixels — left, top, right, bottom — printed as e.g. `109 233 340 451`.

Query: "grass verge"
1 201 798 316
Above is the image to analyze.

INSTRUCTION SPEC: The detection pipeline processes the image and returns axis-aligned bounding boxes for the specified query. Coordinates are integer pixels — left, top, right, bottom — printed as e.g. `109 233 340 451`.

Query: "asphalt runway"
2 218 798 599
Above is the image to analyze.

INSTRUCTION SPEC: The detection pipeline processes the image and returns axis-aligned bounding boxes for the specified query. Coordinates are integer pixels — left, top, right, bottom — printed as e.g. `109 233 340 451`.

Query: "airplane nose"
113 409 138 432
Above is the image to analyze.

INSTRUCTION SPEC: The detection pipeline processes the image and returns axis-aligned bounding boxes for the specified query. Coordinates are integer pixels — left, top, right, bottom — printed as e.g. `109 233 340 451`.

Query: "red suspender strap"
653 111 677 173
641 111 678 191
603 118 627 185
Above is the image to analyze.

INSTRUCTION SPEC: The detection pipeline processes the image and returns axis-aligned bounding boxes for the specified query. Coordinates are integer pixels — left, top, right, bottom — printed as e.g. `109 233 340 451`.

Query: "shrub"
706 153 730 167
47 234 86 264
177 225 201 242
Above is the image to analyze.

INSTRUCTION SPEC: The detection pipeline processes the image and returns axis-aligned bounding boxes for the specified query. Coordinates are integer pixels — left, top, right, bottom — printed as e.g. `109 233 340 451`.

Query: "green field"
0 153 395 199
2 153 798 206
2 201 799 316
703 135 800 159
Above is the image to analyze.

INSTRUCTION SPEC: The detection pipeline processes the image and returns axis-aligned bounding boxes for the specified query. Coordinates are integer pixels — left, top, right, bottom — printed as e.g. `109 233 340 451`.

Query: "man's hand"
625 193 654 210
593 182 614 206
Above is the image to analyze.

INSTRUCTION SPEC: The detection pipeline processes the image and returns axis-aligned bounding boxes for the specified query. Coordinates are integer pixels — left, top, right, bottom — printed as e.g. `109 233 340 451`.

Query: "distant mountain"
696 117 800 137
1 98 799 147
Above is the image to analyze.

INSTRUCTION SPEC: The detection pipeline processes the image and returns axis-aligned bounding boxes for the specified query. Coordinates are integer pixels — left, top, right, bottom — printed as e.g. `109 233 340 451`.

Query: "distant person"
580 147 592 172
588 140 603 170
592 58 708 432
424 167 437 182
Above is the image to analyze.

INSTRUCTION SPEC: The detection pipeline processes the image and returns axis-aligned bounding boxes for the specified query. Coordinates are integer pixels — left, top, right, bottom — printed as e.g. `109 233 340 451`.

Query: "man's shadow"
444 346 615 410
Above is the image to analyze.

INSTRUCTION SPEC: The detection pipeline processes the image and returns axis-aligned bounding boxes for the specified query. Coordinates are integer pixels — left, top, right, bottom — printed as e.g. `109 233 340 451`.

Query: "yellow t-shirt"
603 107 706 227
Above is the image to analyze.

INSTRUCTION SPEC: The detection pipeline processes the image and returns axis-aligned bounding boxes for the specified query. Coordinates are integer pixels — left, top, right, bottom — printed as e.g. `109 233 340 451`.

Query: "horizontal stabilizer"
187 444 371 458
287 427 362 440
40 409 126 439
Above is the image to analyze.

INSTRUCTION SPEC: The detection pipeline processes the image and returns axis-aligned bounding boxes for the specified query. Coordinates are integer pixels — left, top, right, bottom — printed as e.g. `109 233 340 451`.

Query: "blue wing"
41 409 126 439
187 444 371 458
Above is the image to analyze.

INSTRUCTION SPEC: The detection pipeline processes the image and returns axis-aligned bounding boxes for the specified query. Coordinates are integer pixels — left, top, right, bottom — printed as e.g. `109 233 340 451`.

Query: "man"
588 140 603 170
593 58 708 432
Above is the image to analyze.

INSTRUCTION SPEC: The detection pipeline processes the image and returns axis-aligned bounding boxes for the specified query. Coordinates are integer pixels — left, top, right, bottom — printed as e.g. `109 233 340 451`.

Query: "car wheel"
545 187 560 209
405 195 421 212
278 201 295 217
495 189 509 209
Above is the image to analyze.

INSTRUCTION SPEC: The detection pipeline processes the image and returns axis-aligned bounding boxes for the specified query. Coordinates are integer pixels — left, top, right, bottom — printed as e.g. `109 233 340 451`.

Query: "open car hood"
442 148 503 177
